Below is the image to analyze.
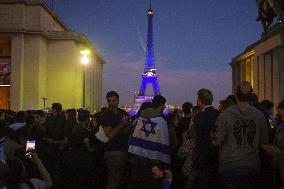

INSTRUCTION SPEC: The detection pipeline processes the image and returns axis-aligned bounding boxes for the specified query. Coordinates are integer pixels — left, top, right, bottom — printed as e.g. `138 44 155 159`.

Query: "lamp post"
80 49 90 108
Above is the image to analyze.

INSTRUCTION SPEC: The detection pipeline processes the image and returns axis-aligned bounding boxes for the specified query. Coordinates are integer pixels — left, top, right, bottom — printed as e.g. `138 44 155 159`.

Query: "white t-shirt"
2 178 45 189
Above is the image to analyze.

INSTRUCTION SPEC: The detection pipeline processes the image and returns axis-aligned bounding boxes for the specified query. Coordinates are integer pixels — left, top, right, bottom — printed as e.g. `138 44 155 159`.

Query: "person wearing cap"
212 81 268 189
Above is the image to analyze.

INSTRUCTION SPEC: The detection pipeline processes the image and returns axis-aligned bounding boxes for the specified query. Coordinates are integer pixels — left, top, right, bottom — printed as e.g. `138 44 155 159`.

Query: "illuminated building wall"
230 23 284 109
0 0 105 112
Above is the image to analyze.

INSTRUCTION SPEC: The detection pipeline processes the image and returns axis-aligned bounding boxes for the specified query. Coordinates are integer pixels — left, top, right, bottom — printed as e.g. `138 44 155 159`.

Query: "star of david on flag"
140 119 157 137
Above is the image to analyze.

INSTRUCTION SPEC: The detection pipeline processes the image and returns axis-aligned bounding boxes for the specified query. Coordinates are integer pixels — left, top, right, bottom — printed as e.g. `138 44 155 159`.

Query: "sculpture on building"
257 0 284 36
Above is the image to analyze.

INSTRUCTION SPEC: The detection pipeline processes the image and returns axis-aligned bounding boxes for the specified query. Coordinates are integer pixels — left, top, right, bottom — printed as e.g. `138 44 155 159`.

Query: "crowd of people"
0 81 284 189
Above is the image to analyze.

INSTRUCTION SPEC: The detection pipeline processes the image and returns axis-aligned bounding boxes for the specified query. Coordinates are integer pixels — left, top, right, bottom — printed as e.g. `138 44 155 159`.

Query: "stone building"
0 0 105 112
230 23 284 108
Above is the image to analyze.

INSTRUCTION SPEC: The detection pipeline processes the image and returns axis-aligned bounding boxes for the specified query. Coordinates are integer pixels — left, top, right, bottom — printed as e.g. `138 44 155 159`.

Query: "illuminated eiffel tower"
138 1 161 96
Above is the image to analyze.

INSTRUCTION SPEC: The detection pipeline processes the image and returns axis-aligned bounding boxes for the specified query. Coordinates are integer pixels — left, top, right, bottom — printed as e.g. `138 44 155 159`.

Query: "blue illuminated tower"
138 1 161 96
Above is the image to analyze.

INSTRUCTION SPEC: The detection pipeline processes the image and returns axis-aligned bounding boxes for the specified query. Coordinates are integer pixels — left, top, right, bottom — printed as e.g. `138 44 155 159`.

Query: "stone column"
253 56 259 95
258 54 265 101
88 54 95 112
98 62 103 110
10 34 24 111
273 48 280 111
265 52 272 100
279 46 284 101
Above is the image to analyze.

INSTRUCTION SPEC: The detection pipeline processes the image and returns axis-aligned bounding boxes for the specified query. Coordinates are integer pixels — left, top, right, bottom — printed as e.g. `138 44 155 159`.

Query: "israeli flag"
128 116 171 164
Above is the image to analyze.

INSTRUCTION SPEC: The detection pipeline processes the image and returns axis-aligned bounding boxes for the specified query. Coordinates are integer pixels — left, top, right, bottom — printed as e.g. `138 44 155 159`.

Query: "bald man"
212 81 268 189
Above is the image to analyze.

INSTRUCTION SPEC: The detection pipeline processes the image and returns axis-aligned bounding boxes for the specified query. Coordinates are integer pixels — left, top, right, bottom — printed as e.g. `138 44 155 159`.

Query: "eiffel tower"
138 1 161 96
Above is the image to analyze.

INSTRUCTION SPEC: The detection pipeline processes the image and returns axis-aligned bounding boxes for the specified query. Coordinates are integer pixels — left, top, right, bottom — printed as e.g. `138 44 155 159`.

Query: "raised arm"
30 152 53 189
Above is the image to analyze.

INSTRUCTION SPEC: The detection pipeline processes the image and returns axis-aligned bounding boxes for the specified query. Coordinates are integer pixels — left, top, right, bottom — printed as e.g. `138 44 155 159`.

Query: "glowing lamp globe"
81 56 90 65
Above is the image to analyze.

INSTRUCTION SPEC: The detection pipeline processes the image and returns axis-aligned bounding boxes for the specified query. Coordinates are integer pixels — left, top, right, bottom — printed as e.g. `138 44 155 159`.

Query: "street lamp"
80 49 90 65
80 49 90 108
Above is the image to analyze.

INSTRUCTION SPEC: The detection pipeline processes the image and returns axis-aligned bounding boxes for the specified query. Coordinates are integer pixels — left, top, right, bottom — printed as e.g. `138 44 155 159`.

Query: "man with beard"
101 91 133 189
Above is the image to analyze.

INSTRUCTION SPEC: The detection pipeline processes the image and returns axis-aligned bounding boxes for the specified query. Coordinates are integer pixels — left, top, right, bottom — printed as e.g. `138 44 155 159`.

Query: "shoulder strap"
25 180 35 189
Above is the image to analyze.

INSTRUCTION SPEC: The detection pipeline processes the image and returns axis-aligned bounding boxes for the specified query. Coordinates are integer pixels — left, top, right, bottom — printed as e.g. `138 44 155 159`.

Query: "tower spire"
147 0 154 15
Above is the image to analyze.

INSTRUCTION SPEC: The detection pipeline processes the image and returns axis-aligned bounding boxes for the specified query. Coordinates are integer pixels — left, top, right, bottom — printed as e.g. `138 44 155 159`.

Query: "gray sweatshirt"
212 105 268 172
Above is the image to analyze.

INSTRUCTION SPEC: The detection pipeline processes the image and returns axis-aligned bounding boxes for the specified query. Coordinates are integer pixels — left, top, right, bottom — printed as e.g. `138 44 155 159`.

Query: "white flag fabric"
128 116 171 164
95 126 110 143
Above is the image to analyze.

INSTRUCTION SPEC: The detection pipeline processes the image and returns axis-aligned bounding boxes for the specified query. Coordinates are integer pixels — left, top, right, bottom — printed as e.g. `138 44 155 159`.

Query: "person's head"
15 111 26 123
277 100 284 123
197 89 213 109
152 95 166 113
226 95 237 105
219 99 234 112
66 109 77 123
137 102 153 117
51 103 62 114
182 102 193 115
260 100 274 114
25 115 35 126
33 110 45 125
235 81 253 104
3 111 15 126
106 91 119 109
191 106 201 122
77 109 90 125
164 112 179 127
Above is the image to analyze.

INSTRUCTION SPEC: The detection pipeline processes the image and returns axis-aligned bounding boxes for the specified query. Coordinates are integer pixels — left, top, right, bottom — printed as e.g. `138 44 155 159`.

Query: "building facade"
0 0 105 112
230 23 284 108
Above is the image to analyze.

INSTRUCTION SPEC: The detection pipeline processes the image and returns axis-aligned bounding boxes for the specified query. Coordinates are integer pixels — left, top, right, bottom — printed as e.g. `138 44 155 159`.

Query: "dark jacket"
194 106 219 170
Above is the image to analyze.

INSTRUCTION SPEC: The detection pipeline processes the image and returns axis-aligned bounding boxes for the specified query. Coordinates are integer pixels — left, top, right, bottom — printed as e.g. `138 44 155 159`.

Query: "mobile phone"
26 140 36 158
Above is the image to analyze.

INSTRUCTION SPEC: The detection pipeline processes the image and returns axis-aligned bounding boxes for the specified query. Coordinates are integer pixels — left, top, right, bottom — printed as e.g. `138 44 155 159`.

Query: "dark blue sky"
45 0 263 106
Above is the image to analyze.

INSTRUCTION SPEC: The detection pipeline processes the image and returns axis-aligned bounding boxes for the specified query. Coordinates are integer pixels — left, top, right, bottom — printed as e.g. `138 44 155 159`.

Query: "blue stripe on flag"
129 137 169 155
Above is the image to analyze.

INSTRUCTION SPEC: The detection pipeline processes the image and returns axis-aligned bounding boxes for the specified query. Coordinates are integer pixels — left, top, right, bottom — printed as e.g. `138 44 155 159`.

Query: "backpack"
0 137 6 161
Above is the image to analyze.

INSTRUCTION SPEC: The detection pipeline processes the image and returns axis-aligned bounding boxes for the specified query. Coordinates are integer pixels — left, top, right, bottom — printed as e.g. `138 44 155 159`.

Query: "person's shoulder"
101 108 112 116
205 106 219 114
152 116 166 122
249 106 266 120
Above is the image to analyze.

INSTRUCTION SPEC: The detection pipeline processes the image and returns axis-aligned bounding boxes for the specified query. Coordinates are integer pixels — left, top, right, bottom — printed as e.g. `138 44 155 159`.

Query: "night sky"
44 0 263 106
